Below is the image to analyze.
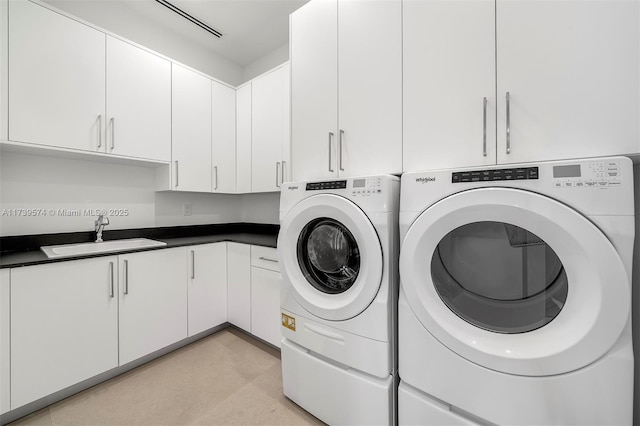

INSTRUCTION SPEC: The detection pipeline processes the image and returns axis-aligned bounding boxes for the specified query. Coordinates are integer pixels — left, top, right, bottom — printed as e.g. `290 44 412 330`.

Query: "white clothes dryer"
398 157 635 425
278 175 399 426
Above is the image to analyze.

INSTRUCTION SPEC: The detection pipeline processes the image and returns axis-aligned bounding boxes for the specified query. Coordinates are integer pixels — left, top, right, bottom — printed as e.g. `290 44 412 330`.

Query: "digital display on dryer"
553 165 581 178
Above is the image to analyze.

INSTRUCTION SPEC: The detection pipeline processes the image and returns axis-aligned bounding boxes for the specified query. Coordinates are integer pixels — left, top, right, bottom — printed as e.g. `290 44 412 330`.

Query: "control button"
527 167 539 179
575 182 584 187
598 181 608 186
452 173 461 183
608 181 622 187
585 181 597 187
565 182 573 187
554 182 563 188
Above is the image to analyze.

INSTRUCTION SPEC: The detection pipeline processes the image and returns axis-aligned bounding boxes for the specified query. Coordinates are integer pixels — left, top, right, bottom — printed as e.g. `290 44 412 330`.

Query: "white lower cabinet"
10 257 119 409
188 243 228 337
250 246 282 348
118 248 188 365
227 242 251 332
3 241 280 413
1 269 10 415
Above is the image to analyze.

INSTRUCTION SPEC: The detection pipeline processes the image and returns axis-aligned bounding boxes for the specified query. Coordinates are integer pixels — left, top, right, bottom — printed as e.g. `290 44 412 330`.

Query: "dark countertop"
0 223 278 269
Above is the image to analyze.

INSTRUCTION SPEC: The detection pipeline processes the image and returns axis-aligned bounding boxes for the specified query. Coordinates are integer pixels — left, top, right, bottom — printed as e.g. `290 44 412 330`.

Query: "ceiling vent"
155 0 223 38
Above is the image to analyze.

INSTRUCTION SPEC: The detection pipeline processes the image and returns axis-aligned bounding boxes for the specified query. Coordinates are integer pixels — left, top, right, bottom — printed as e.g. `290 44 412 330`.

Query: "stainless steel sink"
41 238 167 259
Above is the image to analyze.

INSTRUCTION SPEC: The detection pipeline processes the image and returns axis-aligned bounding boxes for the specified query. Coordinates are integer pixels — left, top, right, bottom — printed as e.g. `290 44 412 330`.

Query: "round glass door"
432 221 568 334
297 218 361 294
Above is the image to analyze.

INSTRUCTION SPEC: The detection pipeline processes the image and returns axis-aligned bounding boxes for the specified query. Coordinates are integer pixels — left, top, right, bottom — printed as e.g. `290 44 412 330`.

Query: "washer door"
400 187 630 376
279 194 383 321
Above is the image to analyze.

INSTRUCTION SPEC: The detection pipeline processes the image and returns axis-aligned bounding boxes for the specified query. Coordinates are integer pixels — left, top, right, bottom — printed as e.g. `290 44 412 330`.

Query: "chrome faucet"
95 214 110 243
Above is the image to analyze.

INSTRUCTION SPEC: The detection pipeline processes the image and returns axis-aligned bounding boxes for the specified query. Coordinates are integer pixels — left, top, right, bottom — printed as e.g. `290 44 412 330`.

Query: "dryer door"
400 187 630 376
279 194 383 321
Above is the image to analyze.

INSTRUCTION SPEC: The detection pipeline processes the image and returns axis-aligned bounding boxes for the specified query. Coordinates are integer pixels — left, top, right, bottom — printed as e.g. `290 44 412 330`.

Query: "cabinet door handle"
328 132 334 172
482 97 488 157
506 92 511 154
259 256 278 263
109 261 114 298
175 160 179 188
282 160 287 183
110 117 115 151
276 162 281 188
97 114 103 149
213 165 218 190
339 129 345 171
123 259 129 295
191 250 195 279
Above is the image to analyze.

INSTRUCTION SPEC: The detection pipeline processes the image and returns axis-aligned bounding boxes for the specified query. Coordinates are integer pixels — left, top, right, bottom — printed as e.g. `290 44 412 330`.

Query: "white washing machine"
398 157 635 425
278 175 399 426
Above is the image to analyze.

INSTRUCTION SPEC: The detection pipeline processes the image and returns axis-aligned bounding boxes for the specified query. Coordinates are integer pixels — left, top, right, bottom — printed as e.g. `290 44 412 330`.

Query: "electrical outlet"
183 203 192 216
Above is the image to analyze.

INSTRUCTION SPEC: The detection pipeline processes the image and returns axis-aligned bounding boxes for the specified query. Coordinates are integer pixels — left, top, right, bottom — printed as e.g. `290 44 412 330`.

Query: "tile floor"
8 328 325 426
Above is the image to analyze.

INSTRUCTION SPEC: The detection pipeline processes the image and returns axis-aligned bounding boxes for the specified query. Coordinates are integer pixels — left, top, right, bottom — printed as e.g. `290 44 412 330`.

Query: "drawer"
251 246 280 272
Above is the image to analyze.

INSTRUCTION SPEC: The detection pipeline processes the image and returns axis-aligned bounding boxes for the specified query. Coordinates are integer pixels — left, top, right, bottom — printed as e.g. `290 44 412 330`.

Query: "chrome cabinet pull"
97 114 103 149
123 259 129 295
110 117 115 150
276 162 281 188
483 97 488 157
328 132 334 172
191 250 195 279
282 160 287 183
506 92 511 154
214 165 218 190
175 160 179 188
109 261 114 298
259 256 278 263
339 129 345 171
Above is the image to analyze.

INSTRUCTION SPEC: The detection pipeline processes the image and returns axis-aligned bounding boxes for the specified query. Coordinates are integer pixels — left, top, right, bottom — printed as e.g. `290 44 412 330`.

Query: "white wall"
241 192 280 224
0 152 278 236
40 0 244 86
243 43 289 83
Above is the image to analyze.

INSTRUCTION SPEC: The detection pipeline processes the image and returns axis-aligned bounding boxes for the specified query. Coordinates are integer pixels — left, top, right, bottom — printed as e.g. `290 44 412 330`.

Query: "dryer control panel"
552 160 622 188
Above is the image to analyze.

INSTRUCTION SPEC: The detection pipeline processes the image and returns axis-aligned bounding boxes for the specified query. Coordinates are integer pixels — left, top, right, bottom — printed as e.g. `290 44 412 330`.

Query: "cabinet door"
188 243 228 337
10 258 118 409
251 67 286 192
251 267 282 348
0 269 9 415
290 0 338 181
119 248 187 365
403 0 496 171
496 0 640 164
212 81 237 193
236 84 252 193
227 242 251 332
9 0 105 152
106 36 171 161
337 0 402 177
172 64 212 192
281 63 292 184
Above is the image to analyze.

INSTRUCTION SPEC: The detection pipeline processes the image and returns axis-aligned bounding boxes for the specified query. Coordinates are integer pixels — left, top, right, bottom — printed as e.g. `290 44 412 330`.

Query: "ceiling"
44 0 310 67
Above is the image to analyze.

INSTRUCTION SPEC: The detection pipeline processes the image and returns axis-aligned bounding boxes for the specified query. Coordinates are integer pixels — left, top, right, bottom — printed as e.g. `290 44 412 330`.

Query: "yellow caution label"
281 313 296 332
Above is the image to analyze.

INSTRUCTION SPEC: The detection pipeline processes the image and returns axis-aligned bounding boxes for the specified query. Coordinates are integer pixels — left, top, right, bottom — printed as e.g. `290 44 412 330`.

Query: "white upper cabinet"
236 84 253 193
495 0 640 164
403 0 496 171
291 0 402 180
171 64 213 193
252 66 288 192
106 36 171 162
290 0 338 181
9 0 105 152
212 81 237 193
403 0 640 172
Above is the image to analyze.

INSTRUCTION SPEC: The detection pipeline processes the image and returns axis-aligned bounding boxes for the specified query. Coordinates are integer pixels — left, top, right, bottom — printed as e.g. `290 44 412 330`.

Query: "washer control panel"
552 160 622 188
452 167 538 183
304 177 383 196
